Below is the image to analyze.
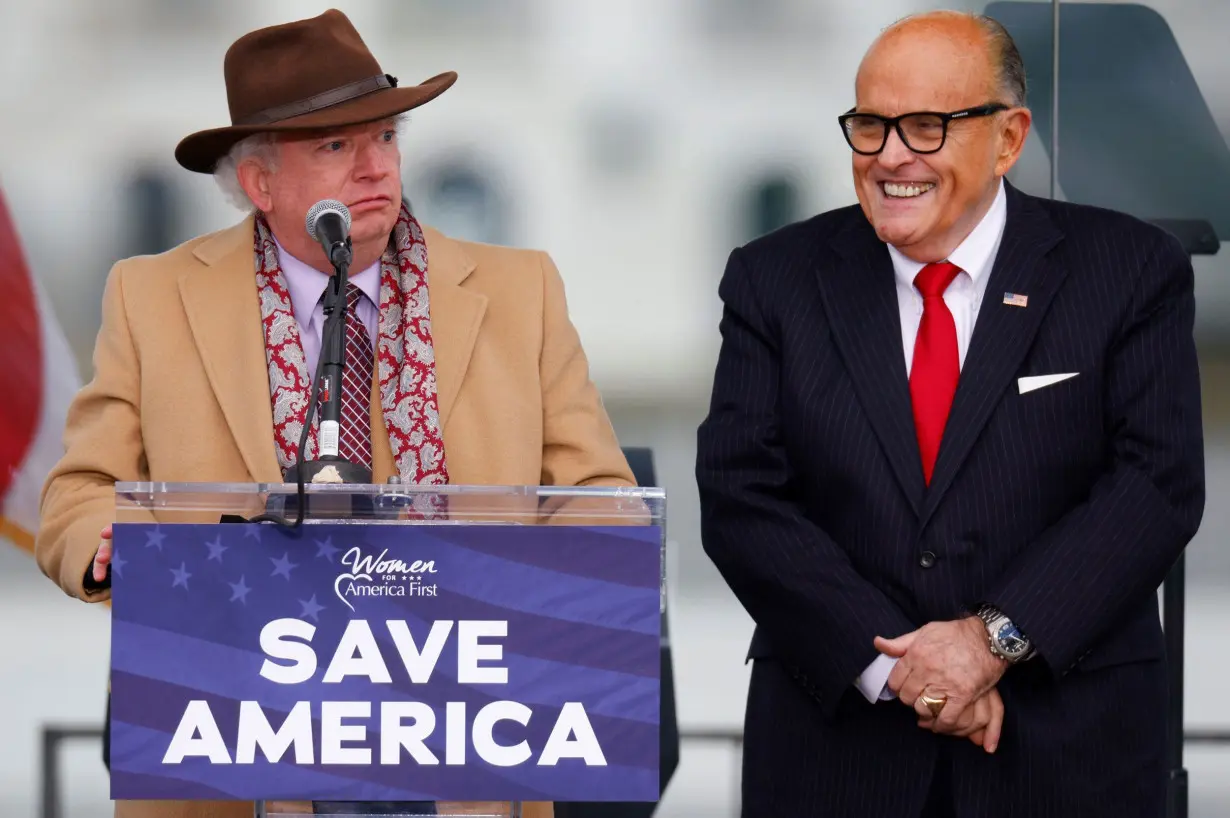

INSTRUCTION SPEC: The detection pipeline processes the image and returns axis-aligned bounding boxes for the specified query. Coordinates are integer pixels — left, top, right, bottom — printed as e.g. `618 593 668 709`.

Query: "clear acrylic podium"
112 480 667 818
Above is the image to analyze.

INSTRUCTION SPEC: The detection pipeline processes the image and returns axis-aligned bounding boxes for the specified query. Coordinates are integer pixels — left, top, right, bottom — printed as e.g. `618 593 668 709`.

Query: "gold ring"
919 693 947 719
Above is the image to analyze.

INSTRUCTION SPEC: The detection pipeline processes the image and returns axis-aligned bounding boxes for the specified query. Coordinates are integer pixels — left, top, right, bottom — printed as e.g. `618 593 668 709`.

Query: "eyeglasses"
838 103 1010 155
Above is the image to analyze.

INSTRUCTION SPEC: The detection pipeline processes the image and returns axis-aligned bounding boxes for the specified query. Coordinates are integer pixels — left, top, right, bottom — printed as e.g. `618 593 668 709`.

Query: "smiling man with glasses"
697 10 1204 818
839 103 1011 156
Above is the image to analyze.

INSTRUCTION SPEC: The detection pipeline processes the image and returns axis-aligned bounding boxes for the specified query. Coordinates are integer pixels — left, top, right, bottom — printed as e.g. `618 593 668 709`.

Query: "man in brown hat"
35 9 633 818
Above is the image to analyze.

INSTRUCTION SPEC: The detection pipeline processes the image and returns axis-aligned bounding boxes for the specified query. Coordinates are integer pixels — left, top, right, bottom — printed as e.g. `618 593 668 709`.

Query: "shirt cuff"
854 654 899 703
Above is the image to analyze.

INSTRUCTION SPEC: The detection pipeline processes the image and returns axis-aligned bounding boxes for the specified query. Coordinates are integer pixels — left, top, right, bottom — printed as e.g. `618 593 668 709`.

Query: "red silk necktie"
909 261 962 485
338 283 374 468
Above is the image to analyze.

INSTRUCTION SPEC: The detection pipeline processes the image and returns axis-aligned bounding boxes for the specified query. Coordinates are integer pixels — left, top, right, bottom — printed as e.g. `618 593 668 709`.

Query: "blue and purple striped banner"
109 522 662 802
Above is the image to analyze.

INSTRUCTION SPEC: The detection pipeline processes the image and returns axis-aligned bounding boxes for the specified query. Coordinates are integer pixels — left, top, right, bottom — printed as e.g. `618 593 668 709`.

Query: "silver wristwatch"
976 603 1035 663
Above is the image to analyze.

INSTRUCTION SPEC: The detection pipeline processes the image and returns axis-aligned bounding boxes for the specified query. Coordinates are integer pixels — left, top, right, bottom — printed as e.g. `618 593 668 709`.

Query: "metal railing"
40 725 107 818
37 724 1230 818
679 725 1230 747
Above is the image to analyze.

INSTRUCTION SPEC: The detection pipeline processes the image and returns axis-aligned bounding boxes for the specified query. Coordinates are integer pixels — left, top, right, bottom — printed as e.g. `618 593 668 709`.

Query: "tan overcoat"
37 215 636 818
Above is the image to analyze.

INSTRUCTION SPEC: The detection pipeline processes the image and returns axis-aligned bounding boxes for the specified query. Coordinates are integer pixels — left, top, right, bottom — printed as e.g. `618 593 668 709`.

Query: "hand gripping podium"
107 481 666 817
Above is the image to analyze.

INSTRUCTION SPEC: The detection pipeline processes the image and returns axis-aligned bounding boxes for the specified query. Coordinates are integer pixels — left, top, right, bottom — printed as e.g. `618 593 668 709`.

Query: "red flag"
0 185 80 555
0 188 42 501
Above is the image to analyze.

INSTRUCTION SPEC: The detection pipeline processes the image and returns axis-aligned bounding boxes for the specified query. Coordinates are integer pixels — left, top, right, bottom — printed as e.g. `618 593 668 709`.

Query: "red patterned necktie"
338 283 374 468
910 261 962 485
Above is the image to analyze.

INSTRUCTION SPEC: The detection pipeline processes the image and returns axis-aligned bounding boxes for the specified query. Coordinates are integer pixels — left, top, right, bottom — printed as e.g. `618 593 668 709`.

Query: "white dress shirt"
854 178 1008 703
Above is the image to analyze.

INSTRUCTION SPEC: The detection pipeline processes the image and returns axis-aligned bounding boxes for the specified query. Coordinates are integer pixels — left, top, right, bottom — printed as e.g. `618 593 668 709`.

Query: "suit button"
919 551 937 568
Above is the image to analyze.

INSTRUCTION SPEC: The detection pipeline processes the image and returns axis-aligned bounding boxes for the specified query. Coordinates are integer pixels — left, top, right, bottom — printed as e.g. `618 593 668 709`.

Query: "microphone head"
305 199 352 241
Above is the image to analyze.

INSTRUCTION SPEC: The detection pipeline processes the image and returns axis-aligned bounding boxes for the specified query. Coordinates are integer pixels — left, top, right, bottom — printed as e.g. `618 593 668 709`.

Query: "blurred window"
414 164 507 246
389 0 533 35
740 174 803 242
697 0 822 37
124 168 182 258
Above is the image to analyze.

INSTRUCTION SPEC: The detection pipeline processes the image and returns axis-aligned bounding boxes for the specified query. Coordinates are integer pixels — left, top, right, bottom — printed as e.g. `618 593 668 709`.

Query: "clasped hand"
874 617 1009 753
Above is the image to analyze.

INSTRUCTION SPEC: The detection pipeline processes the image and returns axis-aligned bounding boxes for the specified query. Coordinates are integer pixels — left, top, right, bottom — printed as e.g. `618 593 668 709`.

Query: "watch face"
995 622 1029 656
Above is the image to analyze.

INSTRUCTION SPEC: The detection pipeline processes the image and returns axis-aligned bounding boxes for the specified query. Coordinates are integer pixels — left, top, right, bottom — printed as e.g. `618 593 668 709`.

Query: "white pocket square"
1018 373 1078 394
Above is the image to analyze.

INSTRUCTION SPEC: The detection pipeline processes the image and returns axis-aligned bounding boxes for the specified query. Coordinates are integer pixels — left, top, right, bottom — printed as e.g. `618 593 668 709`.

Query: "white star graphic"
270 552 298 580
170 563 191 589
229 575 251 604
298 594 326 622
111 550 126 579
145 529 166 550
315 537 341 561
244 525 263 540
205 536 228 563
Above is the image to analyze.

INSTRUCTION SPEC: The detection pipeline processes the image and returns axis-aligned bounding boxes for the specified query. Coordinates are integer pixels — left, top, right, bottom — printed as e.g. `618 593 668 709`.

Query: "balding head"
843 10 1032 262
866 11 1027 107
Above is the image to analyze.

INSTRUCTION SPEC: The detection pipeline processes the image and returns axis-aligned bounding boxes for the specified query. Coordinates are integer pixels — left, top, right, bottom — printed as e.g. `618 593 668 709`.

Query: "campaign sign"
108 522 662 802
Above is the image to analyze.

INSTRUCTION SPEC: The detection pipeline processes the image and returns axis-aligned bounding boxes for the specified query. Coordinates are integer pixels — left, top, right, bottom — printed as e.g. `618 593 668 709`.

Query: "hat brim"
174 71 457 174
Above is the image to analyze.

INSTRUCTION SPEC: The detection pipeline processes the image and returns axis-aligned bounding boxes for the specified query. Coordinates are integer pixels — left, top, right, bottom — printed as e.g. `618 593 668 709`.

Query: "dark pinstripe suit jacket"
696 182 1205 818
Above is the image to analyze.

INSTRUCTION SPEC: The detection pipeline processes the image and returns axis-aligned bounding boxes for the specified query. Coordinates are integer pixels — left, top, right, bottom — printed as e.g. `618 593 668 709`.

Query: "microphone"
278 198 372 490
306 199 353 268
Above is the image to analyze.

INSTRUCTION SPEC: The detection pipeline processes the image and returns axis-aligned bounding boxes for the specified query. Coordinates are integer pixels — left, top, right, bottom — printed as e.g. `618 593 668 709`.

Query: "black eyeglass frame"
837 103 1011 155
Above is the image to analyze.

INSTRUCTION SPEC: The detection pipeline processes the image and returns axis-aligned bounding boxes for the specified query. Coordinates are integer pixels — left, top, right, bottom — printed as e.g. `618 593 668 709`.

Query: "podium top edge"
114 481 666 500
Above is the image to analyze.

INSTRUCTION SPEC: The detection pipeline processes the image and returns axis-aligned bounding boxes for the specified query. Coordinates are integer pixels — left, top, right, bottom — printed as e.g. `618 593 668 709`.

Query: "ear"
236 154 274 213
994 107 1033 177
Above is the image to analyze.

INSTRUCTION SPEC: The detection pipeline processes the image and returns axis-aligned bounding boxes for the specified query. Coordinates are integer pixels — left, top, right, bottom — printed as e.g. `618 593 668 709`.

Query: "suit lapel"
178 216 283 483
822 216 926 515
919 188 1066 527
422 227 487 431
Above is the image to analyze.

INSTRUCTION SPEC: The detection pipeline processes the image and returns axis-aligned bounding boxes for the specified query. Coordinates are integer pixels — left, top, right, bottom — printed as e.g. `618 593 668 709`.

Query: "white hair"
213 132 280 212
211 114 413 212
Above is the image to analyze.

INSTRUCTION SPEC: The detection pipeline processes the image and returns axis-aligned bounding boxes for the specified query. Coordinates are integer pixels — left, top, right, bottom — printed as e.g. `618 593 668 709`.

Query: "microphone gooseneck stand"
284 239 373 488
249 234 374 529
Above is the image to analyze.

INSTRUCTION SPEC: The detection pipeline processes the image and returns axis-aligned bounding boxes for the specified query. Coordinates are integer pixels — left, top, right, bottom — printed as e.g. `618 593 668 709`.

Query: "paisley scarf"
253 200 449 484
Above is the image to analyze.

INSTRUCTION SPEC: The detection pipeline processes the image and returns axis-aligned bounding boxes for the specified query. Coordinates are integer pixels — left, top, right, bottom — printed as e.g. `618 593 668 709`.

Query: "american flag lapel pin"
1003 292 1028 308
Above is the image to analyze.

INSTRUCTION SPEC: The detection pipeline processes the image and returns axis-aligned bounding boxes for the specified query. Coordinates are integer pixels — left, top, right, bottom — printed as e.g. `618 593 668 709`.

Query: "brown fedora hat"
175 8 456 173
